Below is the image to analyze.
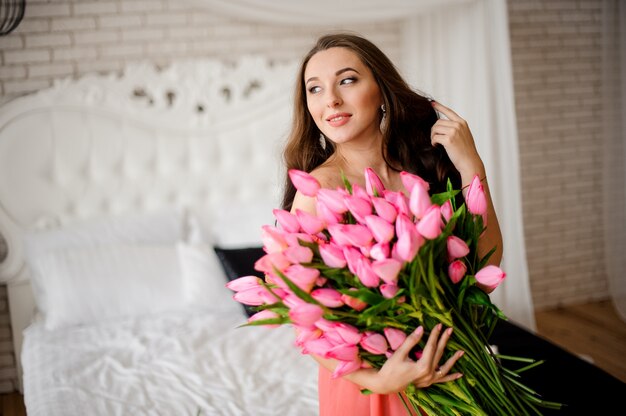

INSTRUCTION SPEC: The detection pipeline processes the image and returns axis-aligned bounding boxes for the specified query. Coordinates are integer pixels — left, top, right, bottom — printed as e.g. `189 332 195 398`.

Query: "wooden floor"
1 300 624 415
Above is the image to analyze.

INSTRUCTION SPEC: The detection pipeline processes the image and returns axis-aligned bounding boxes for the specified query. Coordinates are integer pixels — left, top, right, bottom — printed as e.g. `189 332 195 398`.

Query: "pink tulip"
327 344 359 361
260 225 288 254
369 242 390 261
371 197 398 223
365 167 386 196
317 188 348 214
416 205 443 239
466 175 487 215
284 232 314 247
341 290 368 311
409 182 432 220
281 291 306 308
233 286 275 306
319 243 348 268
317 320 363 345
394 229 423 262
311 288 345 308
372 258 403 285
303 337 333 356
284 245 314 264
283 265 320 293
364 215 395 244
344 195 372 224
384 328 407 351
356 258 380 288
273 209 301 233
340 224 374 247
295 209 325 235
343 246 363 275
351 183 370 200
400 171 430 193
475 265 506 289
441 200 453 223
254 252 291 274
289 169 321 197
289 303 324 327
360 332 389 355
294 326 322 347
248 310 281 328
316 201 343 226
448 260 467 284
379 283 399 299
225 275 262 292
447 236 470 260
332 358 362 379
384 190 410 217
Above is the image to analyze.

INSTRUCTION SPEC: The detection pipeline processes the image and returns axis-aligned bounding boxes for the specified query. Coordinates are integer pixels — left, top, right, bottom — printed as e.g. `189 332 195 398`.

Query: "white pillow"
177 242 246 317
23 209 184 260
28 243 187 330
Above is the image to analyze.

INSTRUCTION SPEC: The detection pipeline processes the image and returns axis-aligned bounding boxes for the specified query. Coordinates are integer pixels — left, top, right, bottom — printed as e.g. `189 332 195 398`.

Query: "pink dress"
318 366 423 416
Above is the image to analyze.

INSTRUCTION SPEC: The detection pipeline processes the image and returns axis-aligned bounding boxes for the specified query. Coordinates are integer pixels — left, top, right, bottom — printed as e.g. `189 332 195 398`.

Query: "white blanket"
22 308 319 416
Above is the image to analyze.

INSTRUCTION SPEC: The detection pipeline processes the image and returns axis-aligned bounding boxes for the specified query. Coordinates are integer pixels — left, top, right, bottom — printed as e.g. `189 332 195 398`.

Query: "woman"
282 33 503 415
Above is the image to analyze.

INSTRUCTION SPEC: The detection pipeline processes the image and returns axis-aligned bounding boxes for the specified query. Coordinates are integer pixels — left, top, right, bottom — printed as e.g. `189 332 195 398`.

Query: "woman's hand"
363 324 464 395
430 101 484 178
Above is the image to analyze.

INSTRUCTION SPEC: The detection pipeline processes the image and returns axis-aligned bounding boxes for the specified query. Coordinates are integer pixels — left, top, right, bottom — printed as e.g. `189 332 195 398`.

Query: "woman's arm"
429 101 503 270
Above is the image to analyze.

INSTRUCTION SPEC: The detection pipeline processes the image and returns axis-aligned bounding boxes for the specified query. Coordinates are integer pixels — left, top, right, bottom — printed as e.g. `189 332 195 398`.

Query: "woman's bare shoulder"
310 165 345 190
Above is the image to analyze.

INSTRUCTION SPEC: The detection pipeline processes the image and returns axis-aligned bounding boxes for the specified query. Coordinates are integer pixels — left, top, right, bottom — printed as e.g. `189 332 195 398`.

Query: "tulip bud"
372 258 403 285
317 188 348 214
360 332 389 355
466 175 487 216
319 243 348 268
248 310 281 328
289 303 324 327
416 205 443 239
364 215 395 244
379 283 399 299
332 358 362 379
400 171 430 193
311 288 345 308
475 265 506 290
288 169 321 197
448 260 467 284
225 275 262 292
372 197 398 223
441 200 453 223
384 328 407 351
341 290 368 311
273 209 301 233
409 182 432 219
295 209 325 235
365 167 386 196
447 236 470 260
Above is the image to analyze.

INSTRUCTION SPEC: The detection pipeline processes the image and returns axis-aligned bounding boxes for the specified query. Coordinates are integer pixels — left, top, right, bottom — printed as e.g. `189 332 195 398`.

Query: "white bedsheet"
22 307 318 416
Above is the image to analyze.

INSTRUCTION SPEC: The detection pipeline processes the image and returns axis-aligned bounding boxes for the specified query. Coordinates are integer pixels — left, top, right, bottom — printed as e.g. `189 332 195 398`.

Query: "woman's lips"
326 113 351 127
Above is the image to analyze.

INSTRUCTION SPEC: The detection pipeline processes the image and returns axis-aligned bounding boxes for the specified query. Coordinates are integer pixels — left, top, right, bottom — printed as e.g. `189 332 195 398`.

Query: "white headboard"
0 56 298 391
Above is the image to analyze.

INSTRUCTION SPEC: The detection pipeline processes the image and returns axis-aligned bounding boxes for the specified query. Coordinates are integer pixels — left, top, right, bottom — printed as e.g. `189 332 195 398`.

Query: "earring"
380 104 387 132
319 133 327 150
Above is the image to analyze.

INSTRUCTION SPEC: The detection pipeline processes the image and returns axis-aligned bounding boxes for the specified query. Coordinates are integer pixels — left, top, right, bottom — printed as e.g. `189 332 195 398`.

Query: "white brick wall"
508 0 606 309
0 0 610 393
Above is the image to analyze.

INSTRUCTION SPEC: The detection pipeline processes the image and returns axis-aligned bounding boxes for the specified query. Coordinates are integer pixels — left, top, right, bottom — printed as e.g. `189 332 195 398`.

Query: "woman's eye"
308 86 321 94
340 77 356 85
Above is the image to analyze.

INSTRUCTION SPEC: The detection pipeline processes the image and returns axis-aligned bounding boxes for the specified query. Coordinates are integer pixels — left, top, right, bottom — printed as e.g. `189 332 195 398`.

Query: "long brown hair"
281 32 460 211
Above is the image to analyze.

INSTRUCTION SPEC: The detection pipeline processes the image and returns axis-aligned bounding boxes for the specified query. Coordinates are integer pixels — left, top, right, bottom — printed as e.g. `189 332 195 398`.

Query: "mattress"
22 307 319 416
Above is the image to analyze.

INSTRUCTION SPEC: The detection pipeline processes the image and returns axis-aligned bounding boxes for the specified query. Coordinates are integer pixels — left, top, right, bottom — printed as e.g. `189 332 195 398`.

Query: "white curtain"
187 0 536 330
602 0 626 322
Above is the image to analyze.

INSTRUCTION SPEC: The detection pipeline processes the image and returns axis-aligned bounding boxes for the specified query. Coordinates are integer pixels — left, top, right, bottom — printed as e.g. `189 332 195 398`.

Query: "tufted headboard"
0 56 298 390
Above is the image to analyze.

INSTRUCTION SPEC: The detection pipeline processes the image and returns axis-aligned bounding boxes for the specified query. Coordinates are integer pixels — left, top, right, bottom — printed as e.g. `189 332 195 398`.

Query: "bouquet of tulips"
226 168 561 415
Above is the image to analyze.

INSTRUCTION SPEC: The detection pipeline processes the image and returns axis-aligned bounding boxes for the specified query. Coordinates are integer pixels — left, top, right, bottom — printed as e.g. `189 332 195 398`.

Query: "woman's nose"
326 90 342 108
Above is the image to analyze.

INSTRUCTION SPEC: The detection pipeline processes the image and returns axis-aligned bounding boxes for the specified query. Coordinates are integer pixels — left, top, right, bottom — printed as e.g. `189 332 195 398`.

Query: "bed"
0 56 319 415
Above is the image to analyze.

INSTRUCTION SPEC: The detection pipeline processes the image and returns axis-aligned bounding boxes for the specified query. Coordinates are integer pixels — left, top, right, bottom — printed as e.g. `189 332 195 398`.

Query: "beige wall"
0 0 607 393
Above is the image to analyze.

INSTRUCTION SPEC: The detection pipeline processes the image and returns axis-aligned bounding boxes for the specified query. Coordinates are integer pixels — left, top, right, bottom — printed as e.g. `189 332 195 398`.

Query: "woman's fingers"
433 350 465 383
394 326 424 358
431 100 462 121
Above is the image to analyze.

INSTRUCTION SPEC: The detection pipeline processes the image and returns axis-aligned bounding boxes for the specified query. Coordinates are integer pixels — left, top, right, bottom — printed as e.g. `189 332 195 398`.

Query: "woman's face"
304 47 383 146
